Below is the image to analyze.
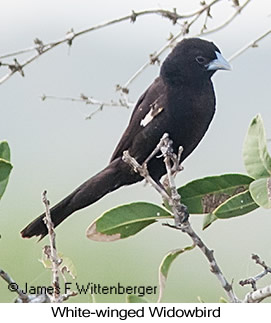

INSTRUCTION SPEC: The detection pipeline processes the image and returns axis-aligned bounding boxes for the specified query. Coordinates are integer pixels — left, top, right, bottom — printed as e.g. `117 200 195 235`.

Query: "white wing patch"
140 99 164 127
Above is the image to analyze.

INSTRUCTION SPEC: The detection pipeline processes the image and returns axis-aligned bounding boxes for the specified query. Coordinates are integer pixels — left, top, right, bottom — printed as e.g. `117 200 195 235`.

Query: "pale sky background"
0 0 271 302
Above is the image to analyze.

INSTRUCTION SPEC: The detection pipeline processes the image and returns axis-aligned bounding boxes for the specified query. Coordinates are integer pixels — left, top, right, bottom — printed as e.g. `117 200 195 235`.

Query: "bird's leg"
143 133 170 165
169 146 184 177
176 146 184 172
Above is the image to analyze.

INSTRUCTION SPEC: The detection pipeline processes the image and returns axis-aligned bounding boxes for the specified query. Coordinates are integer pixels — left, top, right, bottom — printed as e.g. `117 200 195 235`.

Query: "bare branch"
0 267 51 303
41 93 134 120
123 134 240 303
0 6 218 85
42 190 61 303
120 0 251 92
163 221 240 302
244 284 271 303
228 29 271 62
199 0 251 37
122 152 170 203
1 193 78 303
1 0 251 87
0 7 207 58
240 254 271 302
0 268 30 302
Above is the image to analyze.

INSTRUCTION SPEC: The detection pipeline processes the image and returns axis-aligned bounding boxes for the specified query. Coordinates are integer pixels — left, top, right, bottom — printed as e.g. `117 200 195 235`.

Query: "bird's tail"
20 158 140 240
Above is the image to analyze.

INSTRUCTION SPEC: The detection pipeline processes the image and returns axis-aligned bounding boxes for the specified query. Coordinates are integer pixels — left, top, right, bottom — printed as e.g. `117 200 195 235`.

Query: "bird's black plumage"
21 38 230 239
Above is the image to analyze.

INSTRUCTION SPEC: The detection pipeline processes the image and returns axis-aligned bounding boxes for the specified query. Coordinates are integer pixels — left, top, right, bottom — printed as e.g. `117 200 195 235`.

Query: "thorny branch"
0 3 220 85
25 0 270 118
42 190 61 303
124 134 271 303
244 284 271 303
239 254 271 291
0 0 259 93
42 191 78 303
119 0 251 93
41 192 77 303
228 29 271 62
0 192 77 303
0 268 36 303
240 254 271 302
123 133 240 303
41 93 134 120
0 268 52 302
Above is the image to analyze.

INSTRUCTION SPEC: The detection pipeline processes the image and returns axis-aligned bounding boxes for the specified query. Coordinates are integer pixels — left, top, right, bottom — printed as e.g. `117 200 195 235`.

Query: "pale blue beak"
207 51 231 71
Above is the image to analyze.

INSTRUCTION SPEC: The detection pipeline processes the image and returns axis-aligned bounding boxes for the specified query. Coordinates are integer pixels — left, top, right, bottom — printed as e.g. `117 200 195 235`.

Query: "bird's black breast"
110 72 216 182
128 80 215 165
165 81 216 161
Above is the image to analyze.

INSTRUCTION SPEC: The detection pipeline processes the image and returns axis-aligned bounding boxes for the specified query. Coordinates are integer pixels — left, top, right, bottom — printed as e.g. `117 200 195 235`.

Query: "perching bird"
21 38 231 239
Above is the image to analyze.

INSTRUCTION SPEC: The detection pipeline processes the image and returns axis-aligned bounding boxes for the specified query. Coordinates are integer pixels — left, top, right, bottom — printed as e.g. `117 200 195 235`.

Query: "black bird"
21 38 230 239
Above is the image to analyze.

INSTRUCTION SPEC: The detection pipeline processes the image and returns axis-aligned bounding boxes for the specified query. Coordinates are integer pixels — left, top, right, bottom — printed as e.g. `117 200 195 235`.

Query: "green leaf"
60 254 77 280
202 213 218 230
126 295 148 303
40 252 77 280
203 190 259 229
158 245 195 302
243 114 271 179
0 159 12 182
0 141 11 161
0 141 12 199
86 202 172 241
249 177 271 209
178 174 254 214
213 190 259 219
219 297 228 303
0 177 10 200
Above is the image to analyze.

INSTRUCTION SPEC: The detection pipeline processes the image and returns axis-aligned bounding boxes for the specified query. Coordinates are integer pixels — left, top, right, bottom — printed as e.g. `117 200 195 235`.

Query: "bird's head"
160 37 231 86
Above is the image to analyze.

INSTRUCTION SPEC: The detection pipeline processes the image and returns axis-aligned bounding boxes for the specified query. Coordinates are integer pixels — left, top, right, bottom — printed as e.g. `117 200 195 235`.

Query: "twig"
122 133 240 303
200 6 212 34
120 0 250 93
0 268 30 302
41 93 134 120
161 136 238 302
42 0 252 121
165 222 239 302
0 6 219 86
0 0 250 87
122 155 170 203
41 0 253 118
41 93 133 108
198 0 251 37
42 190 61 303
228 29 271 62
1 192 77 303
0 8 206 60
240 254 271 291
0 267 51 303
243 284 271 303
58 291 78 302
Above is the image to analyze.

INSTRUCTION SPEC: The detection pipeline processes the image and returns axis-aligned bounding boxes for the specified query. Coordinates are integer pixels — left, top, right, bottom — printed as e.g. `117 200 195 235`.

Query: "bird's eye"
195 56 206 64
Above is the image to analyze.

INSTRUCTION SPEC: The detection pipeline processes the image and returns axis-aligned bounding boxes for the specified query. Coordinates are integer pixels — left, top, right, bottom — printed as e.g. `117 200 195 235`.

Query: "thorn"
66 28 75 47
130 10 137 23
9 59 24 77
34 38 45 54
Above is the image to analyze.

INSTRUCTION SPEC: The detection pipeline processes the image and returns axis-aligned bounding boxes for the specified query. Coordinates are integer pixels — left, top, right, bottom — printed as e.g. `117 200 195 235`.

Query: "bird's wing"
110 77 166 162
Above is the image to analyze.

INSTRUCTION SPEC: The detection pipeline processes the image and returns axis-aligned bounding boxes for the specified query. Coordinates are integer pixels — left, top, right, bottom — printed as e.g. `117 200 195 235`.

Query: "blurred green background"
1 0 271 302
